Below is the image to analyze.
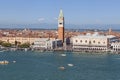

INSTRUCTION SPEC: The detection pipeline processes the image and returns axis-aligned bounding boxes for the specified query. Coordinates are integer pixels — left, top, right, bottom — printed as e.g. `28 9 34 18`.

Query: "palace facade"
72 32 119 51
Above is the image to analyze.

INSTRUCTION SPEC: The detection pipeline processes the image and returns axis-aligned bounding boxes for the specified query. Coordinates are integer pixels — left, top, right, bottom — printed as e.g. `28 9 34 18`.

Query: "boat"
13 61 16 63
58 66 65 70
0 60 9 65
67 64 74 67
61 54 66 56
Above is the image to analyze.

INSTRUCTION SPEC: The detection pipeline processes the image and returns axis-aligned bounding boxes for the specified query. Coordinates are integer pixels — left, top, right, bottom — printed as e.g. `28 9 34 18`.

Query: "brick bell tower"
58 9 64 43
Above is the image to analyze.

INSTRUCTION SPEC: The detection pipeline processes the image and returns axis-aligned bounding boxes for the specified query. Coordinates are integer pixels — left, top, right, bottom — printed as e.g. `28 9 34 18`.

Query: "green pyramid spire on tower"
59 9 64 18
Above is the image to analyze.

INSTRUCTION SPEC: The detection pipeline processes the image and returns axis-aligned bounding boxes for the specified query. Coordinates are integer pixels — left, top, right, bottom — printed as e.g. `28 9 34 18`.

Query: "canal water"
0 51 120 80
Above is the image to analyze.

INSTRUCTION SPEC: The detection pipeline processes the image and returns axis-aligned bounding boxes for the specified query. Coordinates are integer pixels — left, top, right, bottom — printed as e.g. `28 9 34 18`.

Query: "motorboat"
13 61 16 63
0 60 9 65
58 66 65 70
61 54 66 56
67 64 74 67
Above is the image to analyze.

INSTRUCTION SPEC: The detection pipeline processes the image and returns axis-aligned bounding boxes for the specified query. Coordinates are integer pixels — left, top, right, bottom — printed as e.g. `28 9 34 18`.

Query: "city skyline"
0 0 120 27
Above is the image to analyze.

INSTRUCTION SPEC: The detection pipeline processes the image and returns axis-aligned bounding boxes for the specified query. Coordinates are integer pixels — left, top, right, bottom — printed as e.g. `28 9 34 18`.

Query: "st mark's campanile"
58 9 64 43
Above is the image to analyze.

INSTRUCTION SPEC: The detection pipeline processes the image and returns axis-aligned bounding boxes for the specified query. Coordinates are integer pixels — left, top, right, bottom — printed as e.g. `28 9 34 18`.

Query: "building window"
80 40 82 43
59 23 62 25
85 40 87 43
76 40 78 42
89 41 91 44
93 40 95 43
98 42 100 44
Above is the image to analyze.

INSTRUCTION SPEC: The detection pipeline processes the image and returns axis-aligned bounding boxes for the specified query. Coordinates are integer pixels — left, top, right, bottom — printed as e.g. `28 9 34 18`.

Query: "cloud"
38 18 45 22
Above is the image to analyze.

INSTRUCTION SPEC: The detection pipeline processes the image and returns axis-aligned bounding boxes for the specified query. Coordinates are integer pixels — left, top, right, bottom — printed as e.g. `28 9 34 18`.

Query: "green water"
0 51 120 80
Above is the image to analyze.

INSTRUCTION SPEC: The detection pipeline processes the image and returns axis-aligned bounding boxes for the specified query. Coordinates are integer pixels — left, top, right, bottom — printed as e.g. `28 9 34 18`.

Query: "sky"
0 0 120 25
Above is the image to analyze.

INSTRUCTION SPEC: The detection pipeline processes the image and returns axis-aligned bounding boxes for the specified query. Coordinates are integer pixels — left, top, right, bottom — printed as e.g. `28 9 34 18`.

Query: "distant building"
72 32 119 51
58 9 64 43
111 42 120 52
0 37 38 44
32 38 63 50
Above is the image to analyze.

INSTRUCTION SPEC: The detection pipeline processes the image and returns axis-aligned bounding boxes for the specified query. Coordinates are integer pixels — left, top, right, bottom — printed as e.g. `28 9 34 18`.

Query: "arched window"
89 41 91 44
98 42 100 44
85 40 87 43
80 40 82 43
93 40 95 43
76 40 78 42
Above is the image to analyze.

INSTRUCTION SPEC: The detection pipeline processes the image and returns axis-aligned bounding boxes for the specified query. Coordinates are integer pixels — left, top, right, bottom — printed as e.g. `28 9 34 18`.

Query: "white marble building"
72 32 118 51
111 42 120 52
32 38 62 50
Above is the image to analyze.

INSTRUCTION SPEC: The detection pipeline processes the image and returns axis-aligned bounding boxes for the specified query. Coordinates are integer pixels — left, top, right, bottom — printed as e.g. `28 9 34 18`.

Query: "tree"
0 40 4 45
15 41 18 46
18 43 30 48
2 42 12 47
